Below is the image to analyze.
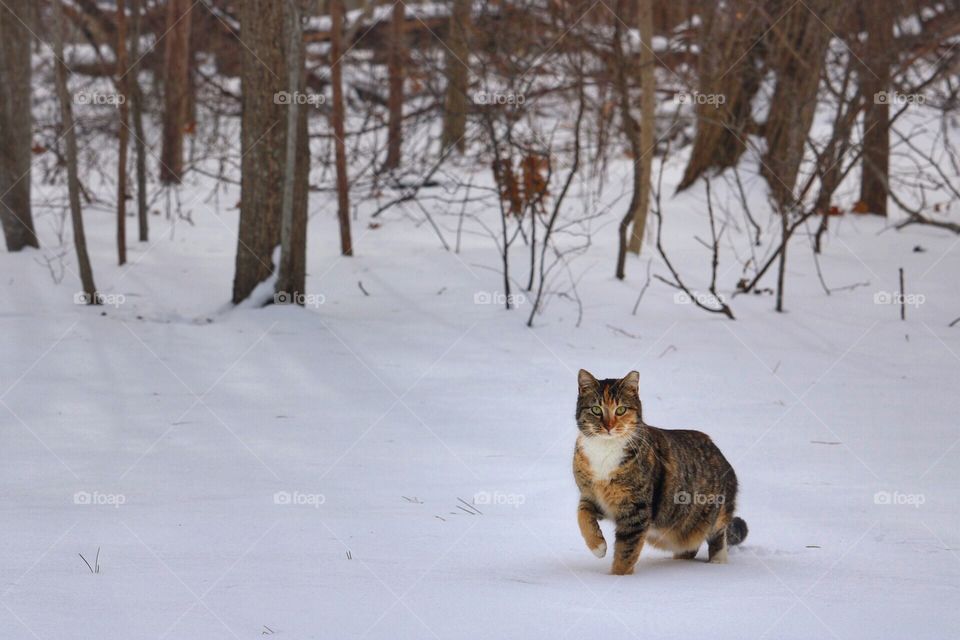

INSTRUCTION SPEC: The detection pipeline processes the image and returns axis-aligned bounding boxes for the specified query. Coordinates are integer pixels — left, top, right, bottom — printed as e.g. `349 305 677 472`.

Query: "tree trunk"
441 0 469 152
627 0 655 255
160 0 192 184
130 0 148 241
289 98 309 295
232 0 288 303
384 0 405 170
761 1 840 206
330 0 353 256
677 1 766 190
614 2 640 279
116 0 129 265
53 0 97 301
0 0 38 251
277 0 308 300
859 2 892 216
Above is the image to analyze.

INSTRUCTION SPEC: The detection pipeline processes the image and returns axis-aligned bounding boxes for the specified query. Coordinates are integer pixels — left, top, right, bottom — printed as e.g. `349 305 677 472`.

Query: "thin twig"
631 259 653 315
899 267 906 321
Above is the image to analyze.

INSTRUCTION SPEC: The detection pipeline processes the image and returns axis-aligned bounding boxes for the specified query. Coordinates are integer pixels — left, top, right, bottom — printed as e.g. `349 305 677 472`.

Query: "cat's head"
576 369 642 439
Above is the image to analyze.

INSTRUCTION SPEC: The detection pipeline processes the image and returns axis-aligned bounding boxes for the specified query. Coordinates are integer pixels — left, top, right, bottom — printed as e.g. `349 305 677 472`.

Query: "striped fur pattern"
572 369 747 575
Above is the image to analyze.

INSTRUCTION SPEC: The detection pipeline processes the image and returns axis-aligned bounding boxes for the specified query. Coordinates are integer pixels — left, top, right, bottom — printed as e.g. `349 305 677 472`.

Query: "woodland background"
1 0 958 319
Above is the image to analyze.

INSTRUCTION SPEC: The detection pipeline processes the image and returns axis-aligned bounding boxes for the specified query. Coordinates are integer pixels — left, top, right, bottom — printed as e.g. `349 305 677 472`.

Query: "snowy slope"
3 116 960 639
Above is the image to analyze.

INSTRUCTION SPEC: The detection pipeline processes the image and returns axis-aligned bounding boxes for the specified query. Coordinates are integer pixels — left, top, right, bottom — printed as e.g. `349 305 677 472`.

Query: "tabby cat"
572 369 747 575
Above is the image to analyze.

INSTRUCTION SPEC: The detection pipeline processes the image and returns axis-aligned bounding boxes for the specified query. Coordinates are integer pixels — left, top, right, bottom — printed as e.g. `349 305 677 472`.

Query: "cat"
572 369 747 575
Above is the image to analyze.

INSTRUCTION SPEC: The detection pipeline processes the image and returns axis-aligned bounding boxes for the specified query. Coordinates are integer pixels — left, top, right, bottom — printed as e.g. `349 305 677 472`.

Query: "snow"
4 167 959 638
4 55 960 640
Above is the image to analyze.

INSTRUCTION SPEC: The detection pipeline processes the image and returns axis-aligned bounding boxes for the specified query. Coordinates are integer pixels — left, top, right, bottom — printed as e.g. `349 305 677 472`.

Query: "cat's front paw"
590 540 607 558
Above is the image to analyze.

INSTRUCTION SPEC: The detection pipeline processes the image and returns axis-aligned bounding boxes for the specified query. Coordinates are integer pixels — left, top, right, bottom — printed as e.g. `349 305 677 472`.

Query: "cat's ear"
578 369 598 392
621 370 640 396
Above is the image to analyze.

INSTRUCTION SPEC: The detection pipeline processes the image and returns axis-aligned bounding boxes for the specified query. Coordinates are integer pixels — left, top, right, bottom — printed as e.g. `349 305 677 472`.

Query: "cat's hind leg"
673 549 698 560
707 527 728 564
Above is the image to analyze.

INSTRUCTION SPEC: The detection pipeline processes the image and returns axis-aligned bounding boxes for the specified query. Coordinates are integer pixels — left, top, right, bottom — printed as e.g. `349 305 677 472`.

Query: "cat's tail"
726 517 748 546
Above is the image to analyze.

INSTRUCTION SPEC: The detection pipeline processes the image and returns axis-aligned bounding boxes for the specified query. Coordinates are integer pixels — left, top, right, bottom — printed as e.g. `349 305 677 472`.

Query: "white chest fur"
578 435 627 481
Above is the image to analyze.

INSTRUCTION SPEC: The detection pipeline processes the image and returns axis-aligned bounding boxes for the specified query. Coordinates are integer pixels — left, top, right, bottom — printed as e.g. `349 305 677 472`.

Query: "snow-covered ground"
3 130 960 639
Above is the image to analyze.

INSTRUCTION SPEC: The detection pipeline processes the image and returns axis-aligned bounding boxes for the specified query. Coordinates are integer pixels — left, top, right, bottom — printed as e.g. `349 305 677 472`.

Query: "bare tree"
52 0 97 301
858 1 894 216
116 0 129 265
160 0 193 184
233 0 287 303
130 0 148 241
276 0 309 300
613 0 642 279
627 0 655 256
384 0 405 170
441 0 470 152
0 0 38 251
330 0 353 256
761 1 841 206
678 2 766 190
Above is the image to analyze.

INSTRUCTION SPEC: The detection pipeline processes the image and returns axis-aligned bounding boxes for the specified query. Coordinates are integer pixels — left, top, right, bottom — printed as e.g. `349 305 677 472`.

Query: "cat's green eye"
590 406 602 416
615 406 627 416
